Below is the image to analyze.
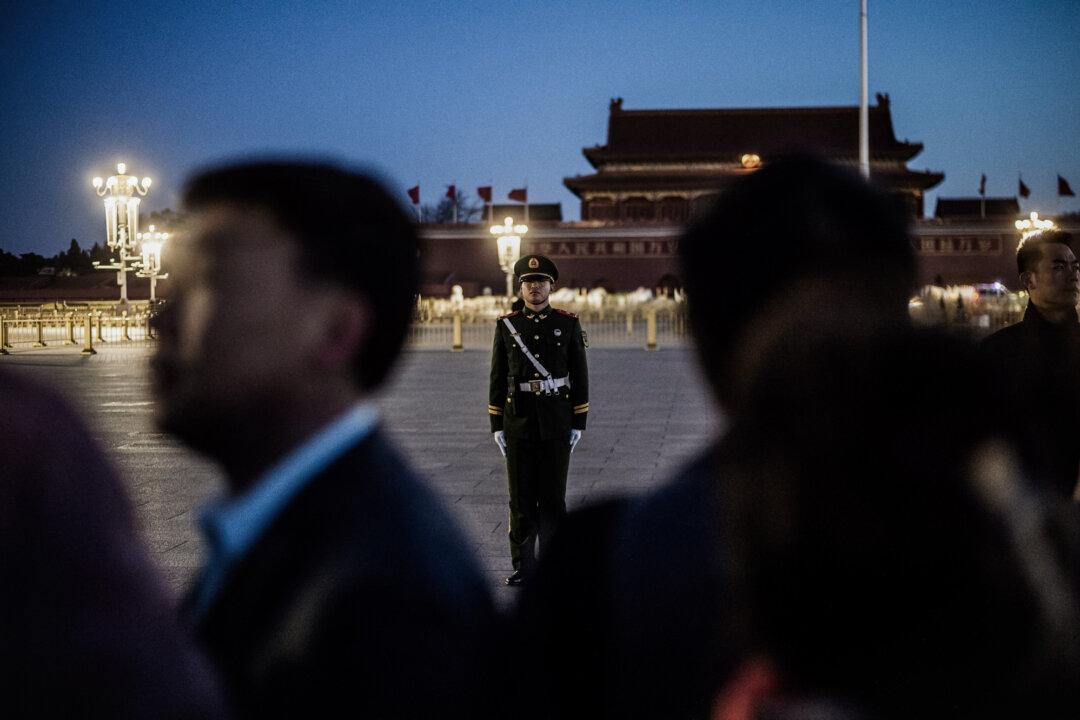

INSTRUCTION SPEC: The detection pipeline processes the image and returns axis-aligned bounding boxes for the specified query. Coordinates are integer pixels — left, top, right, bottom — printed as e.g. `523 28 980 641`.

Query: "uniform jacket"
489 305 589 440
188 427 501 718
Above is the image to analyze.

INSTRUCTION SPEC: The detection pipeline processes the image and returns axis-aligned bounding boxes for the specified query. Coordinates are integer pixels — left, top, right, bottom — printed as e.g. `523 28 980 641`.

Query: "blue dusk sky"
1 1 1077 257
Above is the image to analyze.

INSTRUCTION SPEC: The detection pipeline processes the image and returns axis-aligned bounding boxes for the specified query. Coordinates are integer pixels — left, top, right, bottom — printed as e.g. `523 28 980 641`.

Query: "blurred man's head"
714 315 1079 719
1016 230 1079 319
678 155 914 406
152 160 417 479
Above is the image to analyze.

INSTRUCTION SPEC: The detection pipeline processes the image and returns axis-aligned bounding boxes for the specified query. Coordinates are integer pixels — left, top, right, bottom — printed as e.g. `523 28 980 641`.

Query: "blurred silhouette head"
679 155 915 407
152 160 417 474
717 305 1078 718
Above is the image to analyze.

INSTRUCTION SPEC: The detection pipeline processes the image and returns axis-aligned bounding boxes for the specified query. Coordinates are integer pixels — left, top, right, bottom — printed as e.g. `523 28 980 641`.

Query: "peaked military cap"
514 254 559 283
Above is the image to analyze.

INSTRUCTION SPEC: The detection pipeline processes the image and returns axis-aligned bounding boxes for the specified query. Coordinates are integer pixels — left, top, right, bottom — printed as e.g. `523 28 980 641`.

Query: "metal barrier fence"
0 310 154 355
406 305 690 350
0 287 1036 355
0 301 155 317
409 288 690 351
407 285 1036 350
0 305 686 355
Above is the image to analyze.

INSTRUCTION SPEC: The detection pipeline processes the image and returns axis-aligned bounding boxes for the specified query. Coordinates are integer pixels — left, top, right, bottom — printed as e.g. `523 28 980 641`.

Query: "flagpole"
453 182 458 224
524 179 530 223
859 0 870 179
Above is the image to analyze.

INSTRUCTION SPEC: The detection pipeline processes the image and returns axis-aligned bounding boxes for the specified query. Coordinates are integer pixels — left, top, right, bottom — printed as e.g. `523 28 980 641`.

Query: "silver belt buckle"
529 379 542 393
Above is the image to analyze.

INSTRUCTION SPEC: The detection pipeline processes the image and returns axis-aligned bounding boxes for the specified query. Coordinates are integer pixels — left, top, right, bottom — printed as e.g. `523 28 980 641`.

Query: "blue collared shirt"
191 402 379 618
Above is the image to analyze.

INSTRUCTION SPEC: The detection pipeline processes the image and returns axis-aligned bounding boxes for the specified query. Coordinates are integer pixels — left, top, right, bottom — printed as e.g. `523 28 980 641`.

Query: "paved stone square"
3 341 719 601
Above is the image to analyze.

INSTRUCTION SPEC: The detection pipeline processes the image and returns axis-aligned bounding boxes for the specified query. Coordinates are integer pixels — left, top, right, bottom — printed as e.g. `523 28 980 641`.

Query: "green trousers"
505 434 571 570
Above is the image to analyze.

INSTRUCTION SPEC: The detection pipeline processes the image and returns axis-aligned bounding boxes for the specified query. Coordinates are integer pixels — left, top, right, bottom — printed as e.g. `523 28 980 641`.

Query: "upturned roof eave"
582 146 606 169
583 144 922 165
564 166 945 196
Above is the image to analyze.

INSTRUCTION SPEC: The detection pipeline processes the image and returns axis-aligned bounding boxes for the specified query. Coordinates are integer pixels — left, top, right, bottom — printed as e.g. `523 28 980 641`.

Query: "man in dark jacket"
489 254 589 586
153 160 499 718
982 230 1080 499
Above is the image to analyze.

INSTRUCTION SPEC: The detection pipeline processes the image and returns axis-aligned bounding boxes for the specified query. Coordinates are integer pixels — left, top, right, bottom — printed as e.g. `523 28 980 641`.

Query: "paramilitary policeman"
489 254 589 586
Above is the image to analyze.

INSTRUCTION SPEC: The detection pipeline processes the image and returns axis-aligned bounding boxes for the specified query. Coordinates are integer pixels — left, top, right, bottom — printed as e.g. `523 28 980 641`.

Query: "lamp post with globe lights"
1014 211 1055 240
490 215 527 299
135 224 169 302
91 162 151 303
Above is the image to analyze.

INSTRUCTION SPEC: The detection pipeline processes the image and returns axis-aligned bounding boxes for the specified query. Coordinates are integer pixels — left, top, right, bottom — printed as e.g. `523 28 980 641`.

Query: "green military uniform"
489 256 589 577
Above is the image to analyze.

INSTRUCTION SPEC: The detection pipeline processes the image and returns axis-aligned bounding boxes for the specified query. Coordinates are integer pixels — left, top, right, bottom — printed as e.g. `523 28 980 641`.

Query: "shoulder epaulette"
498 311 521 320
554 309 578 318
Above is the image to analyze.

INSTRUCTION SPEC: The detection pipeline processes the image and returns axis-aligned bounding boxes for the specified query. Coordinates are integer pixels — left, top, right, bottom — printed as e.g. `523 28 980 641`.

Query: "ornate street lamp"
1014 211 1055 240
91 161 151 303
490 215 527 298
135 224 169 301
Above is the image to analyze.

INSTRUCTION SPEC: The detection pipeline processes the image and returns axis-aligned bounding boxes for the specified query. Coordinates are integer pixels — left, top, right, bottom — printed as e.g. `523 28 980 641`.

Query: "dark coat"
982 302 1080 498
511 445 736 720
511 498 629 719
190 428 500 719
608 444 739 720
488 306 589 440
0 369 226 719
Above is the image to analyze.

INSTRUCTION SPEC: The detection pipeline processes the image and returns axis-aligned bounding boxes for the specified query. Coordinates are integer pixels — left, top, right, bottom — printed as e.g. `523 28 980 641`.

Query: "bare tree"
421 190 483 223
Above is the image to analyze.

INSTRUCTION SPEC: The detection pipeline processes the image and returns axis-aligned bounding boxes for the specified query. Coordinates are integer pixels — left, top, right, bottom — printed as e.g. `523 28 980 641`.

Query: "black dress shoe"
504 570 525 586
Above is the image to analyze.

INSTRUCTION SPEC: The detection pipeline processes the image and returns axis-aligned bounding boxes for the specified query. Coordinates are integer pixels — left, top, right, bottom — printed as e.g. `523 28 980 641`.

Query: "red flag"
1059 175 1075 197
508 187 528 203
476 186 492 203
1018 177 1030 198
407 185 420 205
446 185 457 200
978 174 986 196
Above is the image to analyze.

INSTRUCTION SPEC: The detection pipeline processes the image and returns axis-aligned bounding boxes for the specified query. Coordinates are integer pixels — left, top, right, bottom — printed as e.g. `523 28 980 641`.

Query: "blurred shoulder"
981 321 1026 352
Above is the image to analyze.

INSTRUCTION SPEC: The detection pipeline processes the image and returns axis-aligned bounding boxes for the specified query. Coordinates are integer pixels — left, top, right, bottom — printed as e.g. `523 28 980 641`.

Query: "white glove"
493 431 507 457
569 429 582 453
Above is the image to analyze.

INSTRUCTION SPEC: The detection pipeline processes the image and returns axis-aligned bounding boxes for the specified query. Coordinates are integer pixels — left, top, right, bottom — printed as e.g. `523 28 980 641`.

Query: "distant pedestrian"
489 254 589 586
982 230 1080 498
153 160 499 718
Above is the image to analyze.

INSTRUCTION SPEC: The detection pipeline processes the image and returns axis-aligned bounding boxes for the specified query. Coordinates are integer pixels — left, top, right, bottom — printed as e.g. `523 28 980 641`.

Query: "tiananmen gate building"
415 96 1068 296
